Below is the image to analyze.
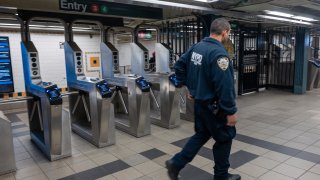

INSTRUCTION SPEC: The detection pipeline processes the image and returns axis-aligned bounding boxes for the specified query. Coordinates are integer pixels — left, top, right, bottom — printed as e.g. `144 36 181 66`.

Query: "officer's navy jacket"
174 37 237 115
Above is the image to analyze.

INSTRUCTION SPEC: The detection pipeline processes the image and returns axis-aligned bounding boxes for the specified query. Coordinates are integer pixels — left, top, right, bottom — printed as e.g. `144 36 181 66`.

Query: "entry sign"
0 37 14 93
59 0 163 19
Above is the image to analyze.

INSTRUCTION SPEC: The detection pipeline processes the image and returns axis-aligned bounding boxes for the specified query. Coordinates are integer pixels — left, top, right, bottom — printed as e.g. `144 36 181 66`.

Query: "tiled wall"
1 30 156 93
1 31 102 92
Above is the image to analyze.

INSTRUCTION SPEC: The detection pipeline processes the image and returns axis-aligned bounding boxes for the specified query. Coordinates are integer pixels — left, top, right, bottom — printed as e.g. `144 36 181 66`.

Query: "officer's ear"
224 29 231 37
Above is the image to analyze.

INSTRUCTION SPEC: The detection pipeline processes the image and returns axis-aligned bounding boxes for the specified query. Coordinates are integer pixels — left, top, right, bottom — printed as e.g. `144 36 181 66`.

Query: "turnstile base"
30 132 72 161
150 116 180 129
0 169 16 176
180 113 194 122
72 123 113 148
115 116 150 138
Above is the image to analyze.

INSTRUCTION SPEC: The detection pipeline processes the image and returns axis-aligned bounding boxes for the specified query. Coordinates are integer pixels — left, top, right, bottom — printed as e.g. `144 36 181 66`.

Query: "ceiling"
1 0 320 31
120 0 320 28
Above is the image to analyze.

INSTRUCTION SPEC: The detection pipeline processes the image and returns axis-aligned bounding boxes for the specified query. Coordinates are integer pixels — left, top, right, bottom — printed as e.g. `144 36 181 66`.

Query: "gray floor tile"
230 150 259 169
295 151 320 163
171 138 189 148
140 148 166 160
59 160 130 180
275 146 301 156
180 164 213 180
197 147 213 160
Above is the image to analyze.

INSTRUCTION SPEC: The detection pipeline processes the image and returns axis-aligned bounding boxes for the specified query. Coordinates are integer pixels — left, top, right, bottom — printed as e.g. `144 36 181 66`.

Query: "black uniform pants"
171 99 236 178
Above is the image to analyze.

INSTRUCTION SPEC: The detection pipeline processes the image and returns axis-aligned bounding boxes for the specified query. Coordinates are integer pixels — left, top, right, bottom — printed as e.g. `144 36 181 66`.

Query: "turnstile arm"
61 91 78 97
72 95 81 115
71 94 91 122
179 93 186 104
81 96 91 122
117 90 129 114
30 101 43 131
149 88 160 109
0 96 33 104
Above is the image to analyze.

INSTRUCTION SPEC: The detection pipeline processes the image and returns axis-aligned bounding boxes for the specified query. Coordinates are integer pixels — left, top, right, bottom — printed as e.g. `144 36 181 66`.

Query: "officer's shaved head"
210 18 231 35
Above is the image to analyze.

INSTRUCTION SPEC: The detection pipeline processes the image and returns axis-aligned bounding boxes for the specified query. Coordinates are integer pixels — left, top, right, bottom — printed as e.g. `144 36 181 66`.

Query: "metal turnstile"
131 25 182 129
307 59 320 91
101 27 152 137
0 111 16 175
64 21 115 147
20 18 72 161
179 87 195 122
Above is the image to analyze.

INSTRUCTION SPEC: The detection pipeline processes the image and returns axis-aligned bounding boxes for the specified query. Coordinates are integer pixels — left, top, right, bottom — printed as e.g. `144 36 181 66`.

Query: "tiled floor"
2 88 320 180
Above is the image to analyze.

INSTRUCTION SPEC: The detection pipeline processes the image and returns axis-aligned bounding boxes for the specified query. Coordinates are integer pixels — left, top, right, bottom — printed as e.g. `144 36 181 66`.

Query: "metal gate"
159 18 205 57
238 30 260 94
267 28 296 89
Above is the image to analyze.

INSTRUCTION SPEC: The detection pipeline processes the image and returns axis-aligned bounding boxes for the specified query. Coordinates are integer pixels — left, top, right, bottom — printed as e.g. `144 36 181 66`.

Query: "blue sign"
0 37 14 93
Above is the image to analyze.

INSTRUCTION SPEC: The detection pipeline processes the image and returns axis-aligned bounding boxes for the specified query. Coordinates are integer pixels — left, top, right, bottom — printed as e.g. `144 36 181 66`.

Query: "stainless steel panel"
179 87 194 122
21 40 72 161
145 73 181 128
130 43 146 76
101 41 151 138
65 41 115 148
0 112 16 175
110 78 151 137
155 43 171 73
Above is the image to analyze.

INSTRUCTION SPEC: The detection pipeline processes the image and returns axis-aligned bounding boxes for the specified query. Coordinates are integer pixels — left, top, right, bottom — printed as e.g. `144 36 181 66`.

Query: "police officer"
165 18 240 180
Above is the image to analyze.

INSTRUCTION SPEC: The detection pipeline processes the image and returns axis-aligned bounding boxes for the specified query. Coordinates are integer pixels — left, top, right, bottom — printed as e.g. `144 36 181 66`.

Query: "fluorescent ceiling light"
0 23 93 32
264 10 293 18
264 10 318 22
258 15 312 25
193 0 219 2
131 0 213 11
291 16 318 22
0 23 18 26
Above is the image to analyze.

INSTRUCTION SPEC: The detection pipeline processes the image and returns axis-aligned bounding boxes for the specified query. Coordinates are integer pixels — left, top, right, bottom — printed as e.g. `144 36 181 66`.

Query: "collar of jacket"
202 37 222 45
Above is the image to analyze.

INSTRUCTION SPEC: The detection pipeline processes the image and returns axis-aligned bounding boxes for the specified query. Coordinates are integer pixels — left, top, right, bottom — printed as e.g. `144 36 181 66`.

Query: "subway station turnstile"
20 19 72 161
179 87 195 122
64 21 115 147
101 27 152 137
131 25 182 129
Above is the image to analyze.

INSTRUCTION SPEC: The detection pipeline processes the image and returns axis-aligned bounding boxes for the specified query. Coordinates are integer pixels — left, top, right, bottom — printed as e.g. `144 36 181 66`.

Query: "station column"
294 27 310 94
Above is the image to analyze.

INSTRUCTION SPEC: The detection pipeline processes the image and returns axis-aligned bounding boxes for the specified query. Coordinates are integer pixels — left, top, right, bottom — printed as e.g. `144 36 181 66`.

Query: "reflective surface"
0 112 16 175
21 41 72 161
145 73 181 128
101 42 151 137
64 41 115 148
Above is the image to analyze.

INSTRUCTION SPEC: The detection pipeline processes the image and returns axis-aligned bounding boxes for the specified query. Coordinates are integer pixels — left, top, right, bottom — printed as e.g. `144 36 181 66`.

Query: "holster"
208 99 227 124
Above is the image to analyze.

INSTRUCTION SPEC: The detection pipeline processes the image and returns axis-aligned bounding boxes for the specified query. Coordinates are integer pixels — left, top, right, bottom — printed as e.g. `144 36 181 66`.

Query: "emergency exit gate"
238 26 296 95
267 28 296 89
158 19 298 95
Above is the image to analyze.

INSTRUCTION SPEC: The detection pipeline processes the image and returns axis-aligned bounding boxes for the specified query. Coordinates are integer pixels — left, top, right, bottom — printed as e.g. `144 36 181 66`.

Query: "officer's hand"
187 92 194 100
226 114 237 127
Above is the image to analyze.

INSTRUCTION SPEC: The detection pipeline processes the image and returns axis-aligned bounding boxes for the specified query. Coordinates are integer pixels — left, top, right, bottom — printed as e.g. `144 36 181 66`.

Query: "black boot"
214 173 241 180
165 160 180 180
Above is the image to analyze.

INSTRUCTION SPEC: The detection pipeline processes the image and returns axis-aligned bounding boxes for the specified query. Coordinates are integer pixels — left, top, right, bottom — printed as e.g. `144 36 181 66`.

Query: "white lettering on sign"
60 0 87 13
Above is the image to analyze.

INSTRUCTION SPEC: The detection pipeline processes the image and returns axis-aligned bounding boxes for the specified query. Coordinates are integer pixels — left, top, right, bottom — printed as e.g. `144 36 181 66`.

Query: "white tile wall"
1 31 103 92
1 30 157 93
116 43 132 66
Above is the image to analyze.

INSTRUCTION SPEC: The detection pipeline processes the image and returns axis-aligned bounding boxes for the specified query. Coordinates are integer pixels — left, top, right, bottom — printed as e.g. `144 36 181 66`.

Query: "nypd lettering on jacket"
191 52 203 66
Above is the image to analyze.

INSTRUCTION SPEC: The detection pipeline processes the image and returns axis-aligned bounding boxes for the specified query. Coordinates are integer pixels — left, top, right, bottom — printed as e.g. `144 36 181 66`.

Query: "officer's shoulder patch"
217 57 229 71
